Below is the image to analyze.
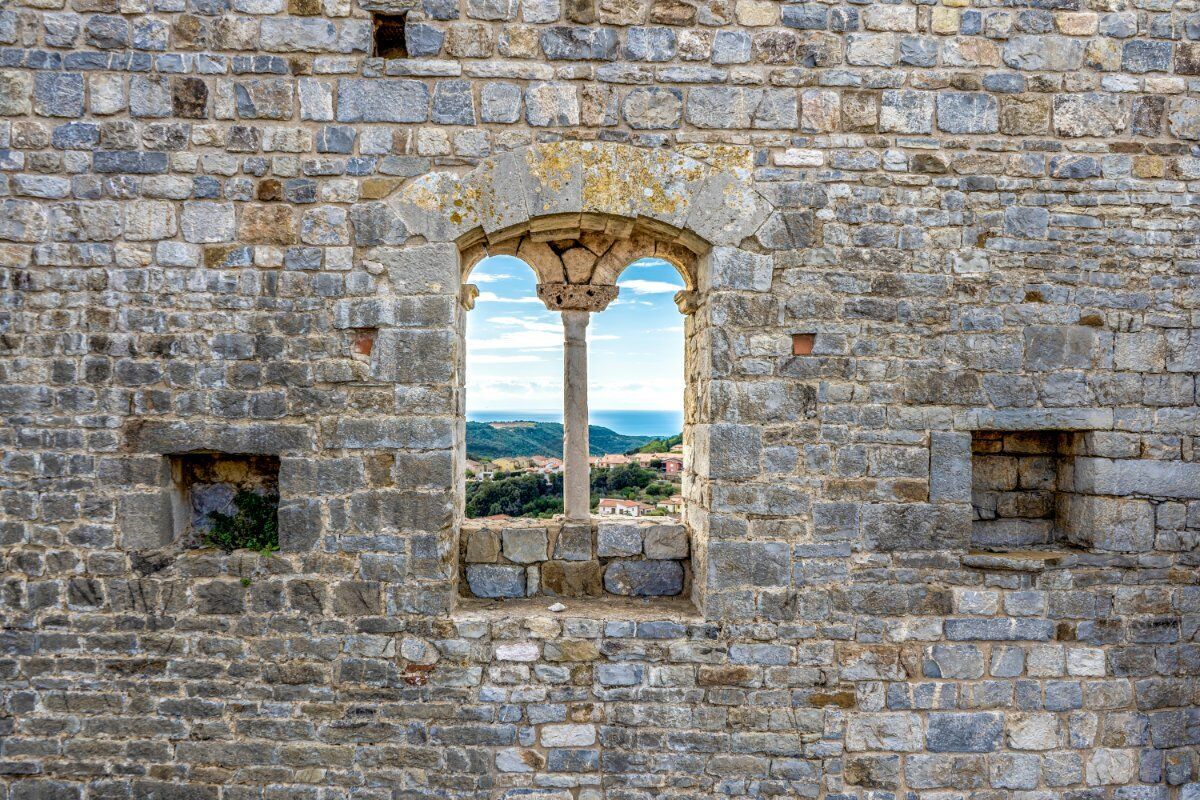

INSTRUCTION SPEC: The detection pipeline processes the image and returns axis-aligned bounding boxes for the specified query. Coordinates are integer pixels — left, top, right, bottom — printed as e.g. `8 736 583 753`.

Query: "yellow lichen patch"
525 143 580 214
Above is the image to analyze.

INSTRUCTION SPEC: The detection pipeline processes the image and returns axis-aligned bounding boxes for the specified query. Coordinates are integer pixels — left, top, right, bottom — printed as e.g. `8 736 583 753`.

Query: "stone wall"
2 0 1200 797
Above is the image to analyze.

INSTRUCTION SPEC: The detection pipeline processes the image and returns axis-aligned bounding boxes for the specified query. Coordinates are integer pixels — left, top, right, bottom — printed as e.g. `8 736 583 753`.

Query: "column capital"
537 282 618 312
674 289 699 315
459 283 479 310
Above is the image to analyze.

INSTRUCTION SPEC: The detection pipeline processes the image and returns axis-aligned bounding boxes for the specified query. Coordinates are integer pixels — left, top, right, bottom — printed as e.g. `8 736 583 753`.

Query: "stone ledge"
454 593 701 623
962 549 1141 572
459 516 690 600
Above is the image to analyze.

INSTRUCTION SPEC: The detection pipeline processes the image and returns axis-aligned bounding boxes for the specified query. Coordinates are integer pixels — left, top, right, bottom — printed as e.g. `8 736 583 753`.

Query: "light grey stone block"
119 491 175 550
642 525 688 559
596 523 641 557
502 527 548 564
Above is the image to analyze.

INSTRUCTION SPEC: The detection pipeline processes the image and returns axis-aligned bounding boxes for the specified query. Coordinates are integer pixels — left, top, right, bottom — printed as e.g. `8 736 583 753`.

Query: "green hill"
466 420 654 460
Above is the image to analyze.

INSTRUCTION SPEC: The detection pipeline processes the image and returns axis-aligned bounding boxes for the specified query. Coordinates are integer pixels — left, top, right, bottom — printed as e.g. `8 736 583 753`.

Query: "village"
466 443 685 519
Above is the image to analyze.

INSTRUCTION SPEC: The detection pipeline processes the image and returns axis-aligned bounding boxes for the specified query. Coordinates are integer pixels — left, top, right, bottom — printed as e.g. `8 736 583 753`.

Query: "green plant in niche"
202 490 279 554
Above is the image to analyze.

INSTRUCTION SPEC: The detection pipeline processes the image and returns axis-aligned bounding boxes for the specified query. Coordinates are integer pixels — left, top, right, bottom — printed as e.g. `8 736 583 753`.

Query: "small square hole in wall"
373 13 407 59
792 333 816 355
172 454 280 552
970 431 1072 549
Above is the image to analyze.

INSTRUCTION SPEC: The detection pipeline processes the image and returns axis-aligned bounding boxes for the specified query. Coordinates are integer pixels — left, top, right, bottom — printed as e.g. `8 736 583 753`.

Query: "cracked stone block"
552 523 591 561
465 528 499 562
642 524 688 559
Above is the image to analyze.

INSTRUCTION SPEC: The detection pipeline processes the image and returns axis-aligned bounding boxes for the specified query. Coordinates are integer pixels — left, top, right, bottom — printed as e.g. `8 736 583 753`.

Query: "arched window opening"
588 258 687 523
455 224 702 603
462 255 565 519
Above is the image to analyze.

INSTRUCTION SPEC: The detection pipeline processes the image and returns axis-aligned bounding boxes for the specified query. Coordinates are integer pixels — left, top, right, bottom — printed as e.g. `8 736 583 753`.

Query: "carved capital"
674 289 699 315
536 283 619 312
459 283 479 310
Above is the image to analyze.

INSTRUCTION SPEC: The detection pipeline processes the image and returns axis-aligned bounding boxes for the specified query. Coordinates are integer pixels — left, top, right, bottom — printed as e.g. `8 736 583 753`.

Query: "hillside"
466 420 655 460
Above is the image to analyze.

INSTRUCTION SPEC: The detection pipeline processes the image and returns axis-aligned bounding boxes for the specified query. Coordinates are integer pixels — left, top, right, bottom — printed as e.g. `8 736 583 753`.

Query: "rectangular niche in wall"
970 431 1073 549
172 454 280 552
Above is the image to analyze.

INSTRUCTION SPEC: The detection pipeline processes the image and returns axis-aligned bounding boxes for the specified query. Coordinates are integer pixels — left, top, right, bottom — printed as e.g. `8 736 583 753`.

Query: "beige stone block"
931 7 960 34
1056 12 1097 36
734 0 777 26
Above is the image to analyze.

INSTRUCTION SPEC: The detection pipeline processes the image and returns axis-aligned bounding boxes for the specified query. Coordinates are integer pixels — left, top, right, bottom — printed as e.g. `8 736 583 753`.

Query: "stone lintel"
537 282 619 312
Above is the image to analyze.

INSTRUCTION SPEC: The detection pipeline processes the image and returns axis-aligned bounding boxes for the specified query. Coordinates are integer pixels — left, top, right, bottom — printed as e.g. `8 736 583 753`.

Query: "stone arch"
388 141 771 254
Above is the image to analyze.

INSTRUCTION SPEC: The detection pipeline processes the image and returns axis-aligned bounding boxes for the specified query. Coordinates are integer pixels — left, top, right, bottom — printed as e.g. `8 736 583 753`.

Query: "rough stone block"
465 528 499 562
846 713 923 752
596 523 641 557
336 79 430 123
642 524 688 559
1072 458 1200 500
936 92 998 134
926 712 1004 753
880 90 934 133
604 560 683 596
930 432 971 503
466 564 525 599
553 523 591 561
1025 325 1098 371
277 499 321 552
707 541 789 589
502 527 548 564
118 490 175 550
1062 494 1155 553
541 560 603 597
924 644 984 680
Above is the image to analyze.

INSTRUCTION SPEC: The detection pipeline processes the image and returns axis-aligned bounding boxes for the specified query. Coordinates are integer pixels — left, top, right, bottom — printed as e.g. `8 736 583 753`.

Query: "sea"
468 410 683 438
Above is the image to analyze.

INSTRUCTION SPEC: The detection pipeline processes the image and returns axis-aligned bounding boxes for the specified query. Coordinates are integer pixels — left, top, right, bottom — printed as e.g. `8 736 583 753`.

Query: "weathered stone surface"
541 560 603 596
622 87 682 130
937 92 997 134
501 526 548 563
846 713 922 752
642 524 687 559
466 564 525 598
603 560 683 596
926 713 1004 753
596 523 641 557
337 79 430 123
2 1 1198 793
465 528 499 562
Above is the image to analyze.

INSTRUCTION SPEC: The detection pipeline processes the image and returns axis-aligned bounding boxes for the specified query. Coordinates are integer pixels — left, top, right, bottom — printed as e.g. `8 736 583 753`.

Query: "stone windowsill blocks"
462 519 689 600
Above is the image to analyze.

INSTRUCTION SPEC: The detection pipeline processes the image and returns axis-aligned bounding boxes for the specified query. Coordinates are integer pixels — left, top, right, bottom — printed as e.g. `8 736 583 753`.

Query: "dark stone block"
604 560 683 597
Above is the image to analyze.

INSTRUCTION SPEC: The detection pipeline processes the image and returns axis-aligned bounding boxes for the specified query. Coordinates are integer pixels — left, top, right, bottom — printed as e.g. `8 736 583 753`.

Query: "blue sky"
465 256 685 412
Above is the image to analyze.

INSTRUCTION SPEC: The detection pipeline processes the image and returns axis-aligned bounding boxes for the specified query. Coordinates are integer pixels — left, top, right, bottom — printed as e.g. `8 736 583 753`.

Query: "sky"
465 255 685 413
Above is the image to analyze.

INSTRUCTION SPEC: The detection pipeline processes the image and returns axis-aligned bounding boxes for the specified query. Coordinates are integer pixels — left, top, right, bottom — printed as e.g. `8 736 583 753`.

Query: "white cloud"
470 272 513 283
471 330 561 351
474 291 543 304
486 315 560 331
619 279 684 295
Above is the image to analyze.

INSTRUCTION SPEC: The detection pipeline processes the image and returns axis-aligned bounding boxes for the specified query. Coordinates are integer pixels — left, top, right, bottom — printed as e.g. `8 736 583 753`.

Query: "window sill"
963 548 1140 572
453 593 701 622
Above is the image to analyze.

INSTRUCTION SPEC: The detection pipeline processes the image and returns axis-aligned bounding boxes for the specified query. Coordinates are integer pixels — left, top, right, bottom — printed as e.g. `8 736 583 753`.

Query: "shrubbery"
202 490 279 553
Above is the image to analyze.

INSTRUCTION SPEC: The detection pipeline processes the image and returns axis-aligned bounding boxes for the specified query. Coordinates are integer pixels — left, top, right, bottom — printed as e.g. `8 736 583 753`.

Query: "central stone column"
561 310 590 521
536 282 619 522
